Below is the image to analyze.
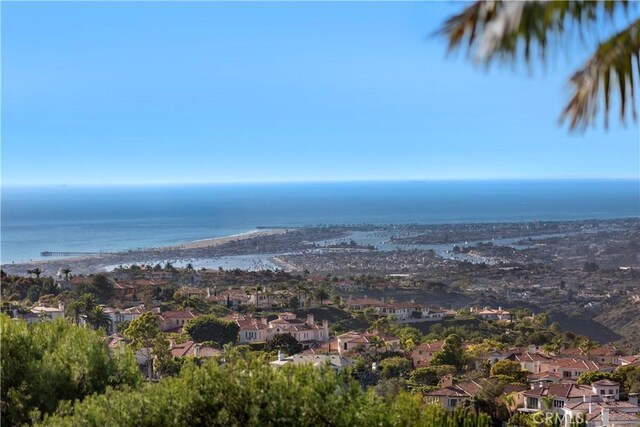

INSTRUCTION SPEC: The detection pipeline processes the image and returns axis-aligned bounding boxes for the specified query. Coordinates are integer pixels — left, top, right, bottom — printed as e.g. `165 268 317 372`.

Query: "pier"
40 251 119 257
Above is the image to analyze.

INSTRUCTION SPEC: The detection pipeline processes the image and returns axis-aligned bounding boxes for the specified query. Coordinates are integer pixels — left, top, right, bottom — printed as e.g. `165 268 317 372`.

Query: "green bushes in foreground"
0 315 141 427
40 357 492 427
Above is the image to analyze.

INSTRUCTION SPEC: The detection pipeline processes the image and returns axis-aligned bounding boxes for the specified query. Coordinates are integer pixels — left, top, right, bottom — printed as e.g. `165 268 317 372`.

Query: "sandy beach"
1 228 295 276
172 228 291 249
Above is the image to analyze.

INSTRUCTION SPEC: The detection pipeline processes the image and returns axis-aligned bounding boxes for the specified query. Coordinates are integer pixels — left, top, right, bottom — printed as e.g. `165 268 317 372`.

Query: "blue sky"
2 2 638 186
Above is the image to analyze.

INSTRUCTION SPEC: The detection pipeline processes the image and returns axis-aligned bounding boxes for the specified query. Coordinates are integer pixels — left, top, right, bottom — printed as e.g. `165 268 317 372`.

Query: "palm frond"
438 1 631 64
562 19 640 130
438 1 638 130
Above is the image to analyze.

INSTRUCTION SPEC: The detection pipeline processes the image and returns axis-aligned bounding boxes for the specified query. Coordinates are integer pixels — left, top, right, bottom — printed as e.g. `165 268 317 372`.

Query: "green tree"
490 360 529 384
577 371 623 386
90 274 114 302
264 333 303 356
617 365 640 393
408 367 440 386
37 358 493 427
431 334 467 370
1 315 140 427
183 315 239 345
288 295 299 310
177 295 208 313
379 356 412 379
124 312 166 379
440 1 640 131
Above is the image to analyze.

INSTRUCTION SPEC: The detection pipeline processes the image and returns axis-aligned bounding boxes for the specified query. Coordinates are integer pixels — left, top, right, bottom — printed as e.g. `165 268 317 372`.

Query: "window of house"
449 399 457 407
527 397 539 409
600 390 605 395
553 400 564 408
563 371 572 378
608 389 613 395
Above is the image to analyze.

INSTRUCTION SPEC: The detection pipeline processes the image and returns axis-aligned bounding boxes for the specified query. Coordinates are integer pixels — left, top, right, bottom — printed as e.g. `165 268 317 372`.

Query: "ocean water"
1 180 638 264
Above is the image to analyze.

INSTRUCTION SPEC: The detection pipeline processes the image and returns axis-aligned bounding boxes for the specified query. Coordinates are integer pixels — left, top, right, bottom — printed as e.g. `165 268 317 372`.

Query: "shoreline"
170 228 290 250
0 228 292 273
1 218 637 276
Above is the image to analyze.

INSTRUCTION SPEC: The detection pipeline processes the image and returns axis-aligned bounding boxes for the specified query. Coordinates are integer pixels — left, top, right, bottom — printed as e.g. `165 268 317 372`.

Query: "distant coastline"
170 228 291 250
2 180 638 264
1 217 637 277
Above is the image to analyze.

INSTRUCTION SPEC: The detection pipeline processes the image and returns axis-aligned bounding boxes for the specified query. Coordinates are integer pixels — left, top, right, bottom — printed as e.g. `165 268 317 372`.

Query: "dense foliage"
183 315 239 345
39 357 492 427
263 333 303 356
0 315 141 427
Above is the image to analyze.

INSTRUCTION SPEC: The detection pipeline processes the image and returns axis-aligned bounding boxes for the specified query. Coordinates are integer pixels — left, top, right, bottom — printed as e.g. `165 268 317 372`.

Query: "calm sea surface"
2 180 638 263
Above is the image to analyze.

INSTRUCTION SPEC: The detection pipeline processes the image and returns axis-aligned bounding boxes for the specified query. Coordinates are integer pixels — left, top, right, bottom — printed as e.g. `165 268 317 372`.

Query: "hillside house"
411 340 444 367
336 331 400 355
226 312 329 345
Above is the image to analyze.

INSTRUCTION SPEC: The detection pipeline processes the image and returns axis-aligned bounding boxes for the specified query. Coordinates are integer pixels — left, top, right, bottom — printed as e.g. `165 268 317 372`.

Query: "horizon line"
2 176 640 188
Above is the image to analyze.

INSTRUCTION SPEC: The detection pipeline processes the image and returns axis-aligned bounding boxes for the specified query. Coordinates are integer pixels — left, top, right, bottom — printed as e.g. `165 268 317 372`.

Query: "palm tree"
294 284 307 309
64 301 83 325
27 268 43 279
501 391 518 416
440 1 639 131
315 287 330 306
263 287 274 308
60 268 72 281
369 335 385 355
579 338 598 360
541 395 554 412
401 337 416 355
86 306 112 331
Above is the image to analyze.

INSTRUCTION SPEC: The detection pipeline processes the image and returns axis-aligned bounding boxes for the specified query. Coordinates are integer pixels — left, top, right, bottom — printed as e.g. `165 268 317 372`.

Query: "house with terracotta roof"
206 288 247 309
514 349 556 374
581 405 640 427
336 331 400 355
225 314 270 343
411 340 445 367
247 289 296 308
475 306 512 321
521 383 598 414
620 355 640 367
266 313 329 344
559 343 622 366
157 310 198 332
547 358 616 382
521 380 640 426
424 375 484 410
169 340 220 359
175 287 207 299
113 282 137 300
225 312 329 345
101 304 155 333
375 301 452 323
100 305 160 333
